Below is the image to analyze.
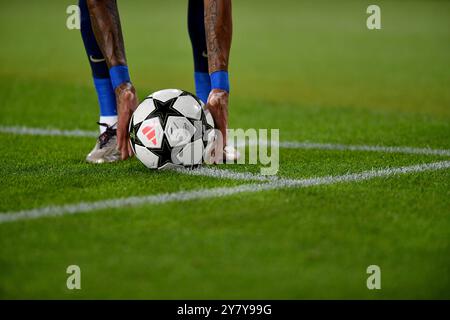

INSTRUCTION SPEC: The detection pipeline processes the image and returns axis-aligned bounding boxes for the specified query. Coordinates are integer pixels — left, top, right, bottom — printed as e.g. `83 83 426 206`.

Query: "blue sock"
93 78 117 117
93 77 117 131
194 72 211 104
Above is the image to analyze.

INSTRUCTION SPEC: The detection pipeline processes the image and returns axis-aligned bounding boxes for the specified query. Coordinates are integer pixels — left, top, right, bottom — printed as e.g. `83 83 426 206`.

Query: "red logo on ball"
142 125 157 146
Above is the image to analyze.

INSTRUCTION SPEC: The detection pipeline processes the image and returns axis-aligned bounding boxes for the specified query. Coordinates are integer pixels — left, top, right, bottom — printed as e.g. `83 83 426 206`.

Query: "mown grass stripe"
1 161 449 224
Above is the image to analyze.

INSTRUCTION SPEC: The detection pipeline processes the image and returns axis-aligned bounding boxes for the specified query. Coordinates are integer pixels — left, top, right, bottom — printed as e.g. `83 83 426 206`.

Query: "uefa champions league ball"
129 89 215 169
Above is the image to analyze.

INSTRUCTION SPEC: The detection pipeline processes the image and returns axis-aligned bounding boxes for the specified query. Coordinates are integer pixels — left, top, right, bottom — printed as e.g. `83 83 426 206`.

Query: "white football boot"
86 122 121 164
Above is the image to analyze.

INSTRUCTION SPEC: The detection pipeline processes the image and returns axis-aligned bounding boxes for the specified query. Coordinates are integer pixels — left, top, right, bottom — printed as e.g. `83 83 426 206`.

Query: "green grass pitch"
0 0 449 299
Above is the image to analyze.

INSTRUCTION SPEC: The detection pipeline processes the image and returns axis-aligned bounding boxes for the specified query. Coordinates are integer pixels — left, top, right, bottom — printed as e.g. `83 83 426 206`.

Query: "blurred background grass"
0 0 449 116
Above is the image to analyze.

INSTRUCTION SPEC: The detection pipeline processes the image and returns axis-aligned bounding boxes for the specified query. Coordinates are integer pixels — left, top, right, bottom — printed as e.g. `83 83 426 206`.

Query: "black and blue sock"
188 0 211 103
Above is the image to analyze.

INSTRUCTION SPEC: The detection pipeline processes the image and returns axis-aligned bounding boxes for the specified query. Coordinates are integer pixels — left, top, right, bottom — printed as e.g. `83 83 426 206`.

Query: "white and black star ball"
129 89 215 169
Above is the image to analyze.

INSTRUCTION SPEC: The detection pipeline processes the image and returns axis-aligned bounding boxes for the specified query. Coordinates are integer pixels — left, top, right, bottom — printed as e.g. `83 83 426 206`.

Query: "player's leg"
188 0 211 104
79 0 120 163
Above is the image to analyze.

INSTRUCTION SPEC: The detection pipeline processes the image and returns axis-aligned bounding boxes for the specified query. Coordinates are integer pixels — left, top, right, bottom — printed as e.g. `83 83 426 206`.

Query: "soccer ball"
129 89 215 169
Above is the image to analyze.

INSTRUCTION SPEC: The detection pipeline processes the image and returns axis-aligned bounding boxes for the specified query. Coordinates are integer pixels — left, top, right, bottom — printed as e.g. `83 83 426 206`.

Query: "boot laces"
97 122 117 149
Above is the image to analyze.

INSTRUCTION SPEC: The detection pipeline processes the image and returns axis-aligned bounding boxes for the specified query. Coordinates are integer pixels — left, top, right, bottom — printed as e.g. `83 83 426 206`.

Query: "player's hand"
115 82 138 160
205 89 229 162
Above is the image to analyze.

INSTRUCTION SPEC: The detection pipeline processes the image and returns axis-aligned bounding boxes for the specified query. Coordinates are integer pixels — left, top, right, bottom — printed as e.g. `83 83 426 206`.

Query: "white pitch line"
1 125 449 157
1 161 449 224
0 126 97 137
177 167 278 181
277 141 450 157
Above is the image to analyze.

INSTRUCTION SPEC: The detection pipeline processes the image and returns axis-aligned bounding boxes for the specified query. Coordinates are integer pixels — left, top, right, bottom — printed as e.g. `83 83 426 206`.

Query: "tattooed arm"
204 0 233 160
86 0 126 67
204 0 232 73
87 0 137 159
